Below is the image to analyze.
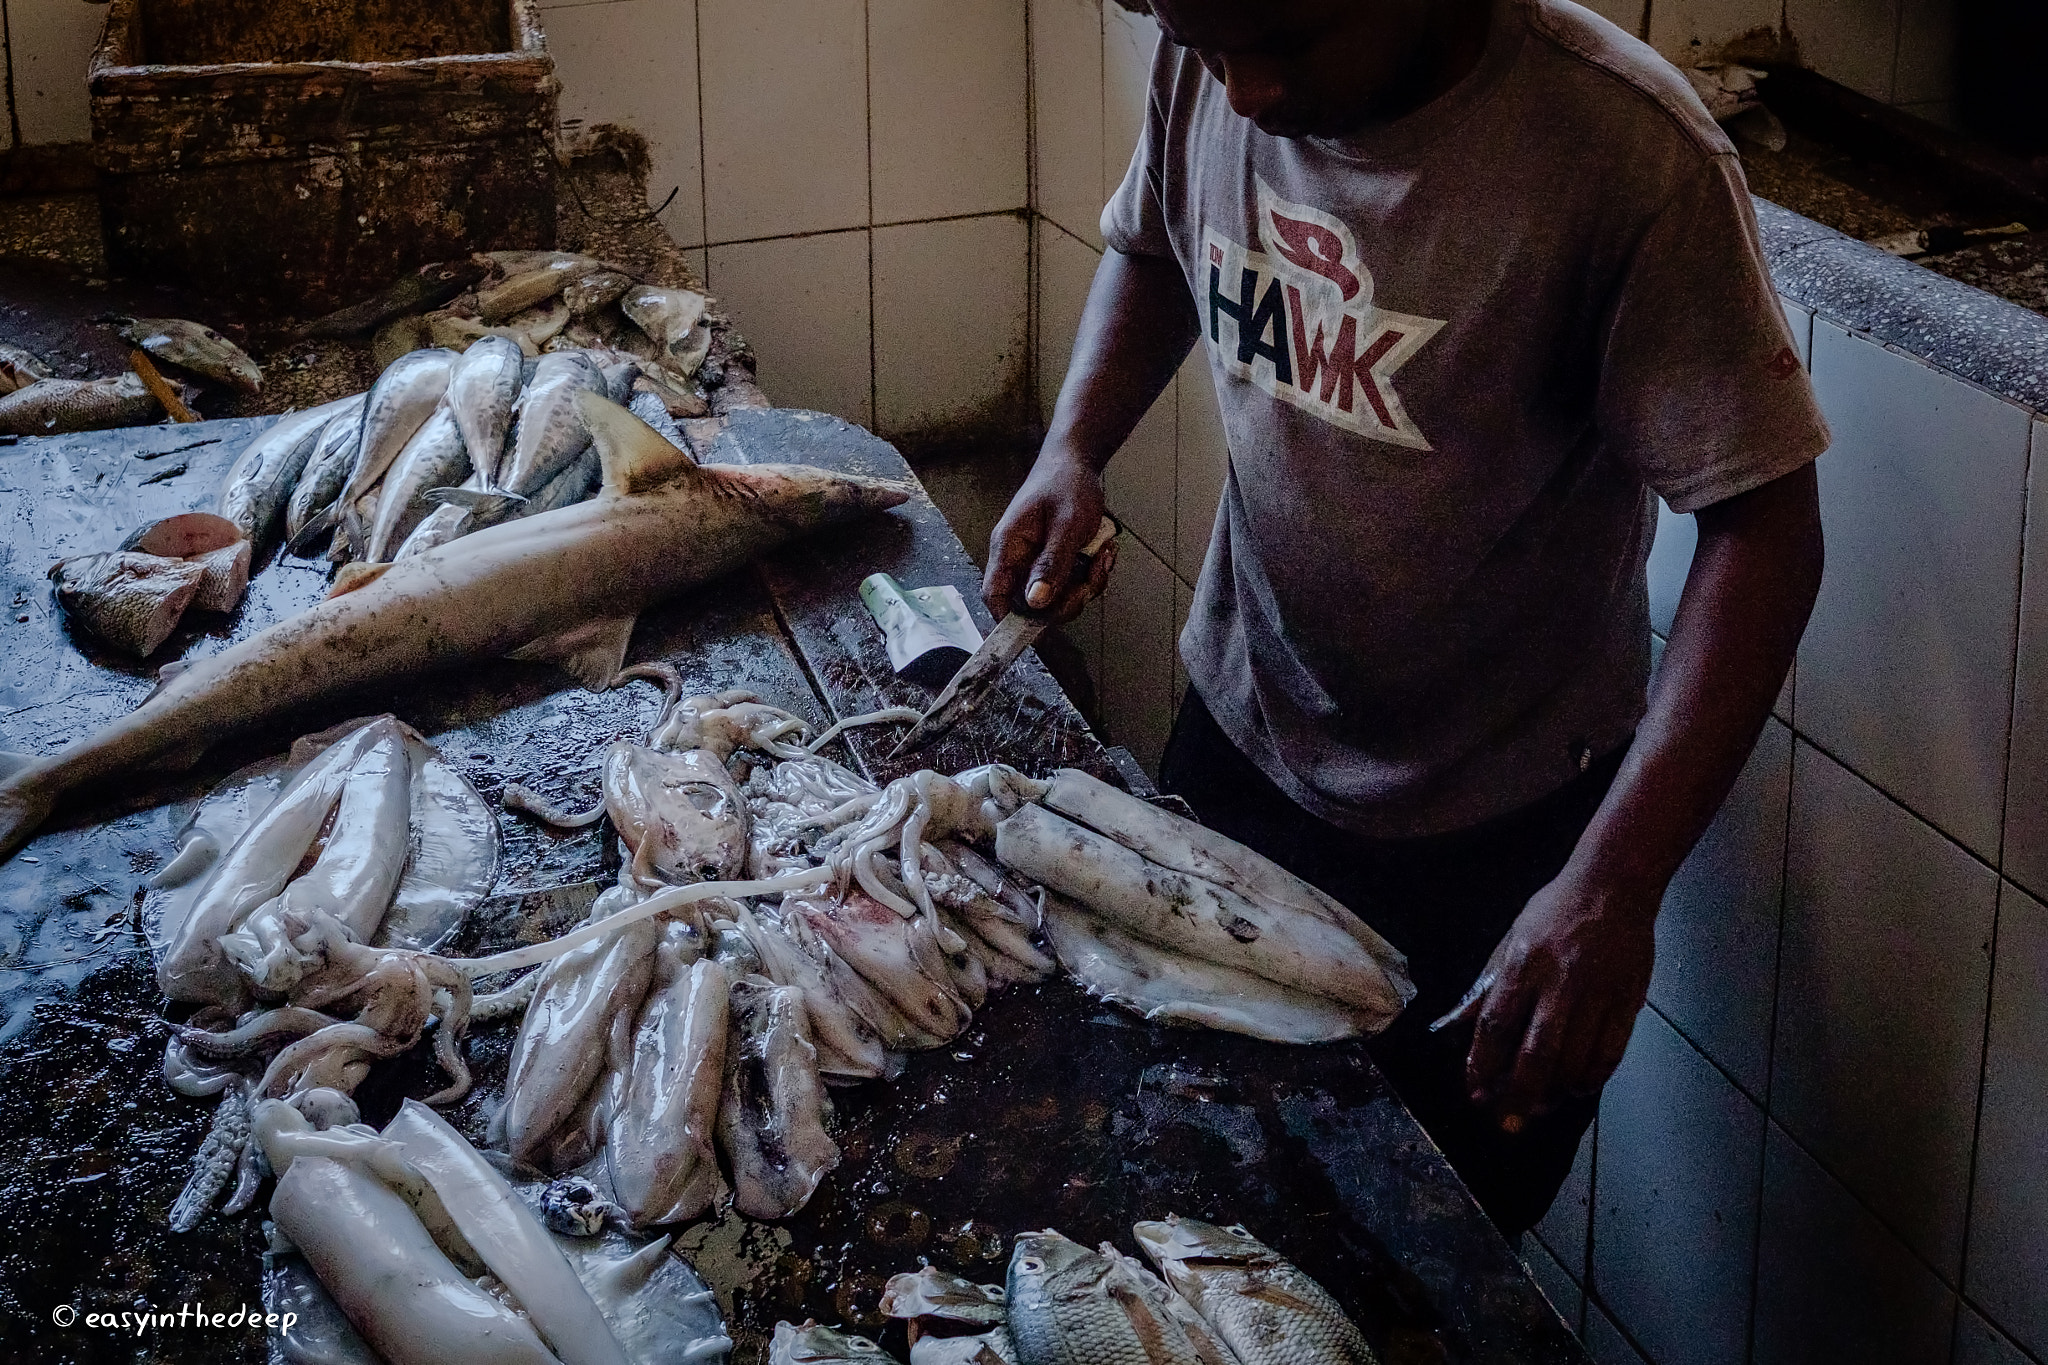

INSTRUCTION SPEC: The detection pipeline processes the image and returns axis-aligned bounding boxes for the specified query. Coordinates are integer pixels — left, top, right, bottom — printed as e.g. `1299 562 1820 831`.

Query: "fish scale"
1134 1217 1376 1365
1006 1231 1219 1365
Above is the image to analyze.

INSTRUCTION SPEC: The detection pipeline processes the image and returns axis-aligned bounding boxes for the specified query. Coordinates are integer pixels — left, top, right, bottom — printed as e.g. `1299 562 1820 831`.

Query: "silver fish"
364 407 470 563
1134 1217 1374 1365
0 372 157 435
772 1321 902 1365
565 270 633 319
48 550 203 658
1006 1230 1234 1365
285 394 368 547
0 341 52 393
515 445 601 519
341 348 458 512
118 316 263 392
607 947 730 1226
218 396 355 543
882 1265 1009 1330
394 501 471 561
717 976 839 1220
621 286 712 379
502 349 606 496
0 394 911 859
445 334 524 489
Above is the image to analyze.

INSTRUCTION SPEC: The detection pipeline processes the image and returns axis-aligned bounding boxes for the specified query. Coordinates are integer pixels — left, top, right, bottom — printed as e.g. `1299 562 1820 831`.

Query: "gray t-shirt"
1103 0 1830 838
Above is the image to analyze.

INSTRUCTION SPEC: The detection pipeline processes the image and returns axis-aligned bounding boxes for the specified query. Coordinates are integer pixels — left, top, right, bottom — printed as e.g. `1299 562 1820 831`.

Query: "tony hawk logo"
1204 179 1443 449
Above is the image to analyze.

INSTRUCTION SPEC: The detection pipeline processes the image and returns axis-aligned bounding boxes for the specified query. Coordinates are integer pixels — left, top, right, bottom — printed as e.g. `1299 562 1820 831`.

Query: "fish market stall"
0 403 1588 1364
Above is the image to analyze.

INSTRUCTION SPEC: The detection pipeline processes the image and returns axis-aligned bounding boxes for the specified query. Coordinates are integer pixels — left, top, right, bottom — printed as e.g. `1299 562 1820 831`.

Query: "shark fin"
575 389 697 497
327 562 392 598
508 613 638 691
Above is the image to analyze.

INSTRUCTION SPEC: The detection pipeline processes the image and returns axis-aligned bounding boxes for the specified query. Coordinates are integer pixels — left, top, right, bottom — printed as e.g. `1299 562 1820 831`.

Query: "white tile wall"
2004 419 2048 903
1175 349 1229 587
1523 1238 1584 1334
1030 0 1106 246
1776 740 1997 1280
699 0 870 242
1536 1121 1595 1284
1584 1300 1652 1365
1104 376 1177 565
1645 499 1695 639
1101 3 1157 209
1785 0 1905 100
870 0 1029 224
1957 1308 2037 1365
1595 1009 1765 1365
873 215 1031 442
1965 881 2048 1361
1579 0 1648 34
12 0 105 145
1651 717 1790 1096
1098 532 1178 776
1796 322 2031 862
547 0 705 247
1783 299 1815 367
1646 0 1783 58
706 229 874 425
1035 218 1103 430
1752 1123 1959 1363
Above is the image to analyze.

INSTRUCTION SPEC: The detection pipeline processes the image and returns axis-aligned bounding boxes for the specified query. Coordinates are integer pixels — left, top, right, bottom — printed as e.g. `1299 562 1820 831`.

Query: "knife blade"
888 516 1117 758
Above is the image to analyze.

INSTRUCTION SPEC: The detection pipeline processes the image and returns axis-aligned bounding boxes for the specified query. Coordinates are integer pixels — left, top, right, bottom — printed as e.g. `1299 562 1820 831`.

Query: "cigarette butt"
130 349 198 423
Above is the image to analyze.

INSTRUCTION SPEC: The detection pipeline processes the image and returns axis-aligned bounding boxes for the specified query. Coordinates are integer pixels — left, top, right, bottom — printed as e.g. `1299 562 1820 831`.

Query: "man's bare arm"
983 248 1201 619
1447 461 1825 1124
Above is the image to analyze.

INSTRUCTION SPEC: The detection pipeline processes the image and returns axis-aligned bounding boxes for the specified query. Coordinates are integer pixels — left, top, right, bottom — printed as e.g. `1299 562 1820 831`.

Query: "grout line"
1994 420 2039 880
694 209 1028 255
1787 727 2002 882
1577 1110 1596 1337
863 0 877 431
1952 879 2008 1365
692 0 709 277
1 0 18 152
1744 701 1799 1365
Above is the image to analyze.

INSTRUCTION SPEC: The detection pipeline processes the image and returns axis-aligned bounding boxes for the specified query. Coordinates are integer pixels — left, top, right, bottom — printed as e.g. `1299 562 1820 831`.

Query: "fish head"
879 1265 1007 1328
1008 1229 1108 1304
1133 1214 1281 1292
769 1320 897 1365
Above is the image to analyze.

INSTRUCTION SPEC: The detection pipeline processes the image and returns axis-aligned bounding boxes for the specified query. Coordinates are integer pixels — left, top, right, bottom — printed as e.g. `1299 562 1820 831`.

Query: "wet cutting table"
0 411 1591 1365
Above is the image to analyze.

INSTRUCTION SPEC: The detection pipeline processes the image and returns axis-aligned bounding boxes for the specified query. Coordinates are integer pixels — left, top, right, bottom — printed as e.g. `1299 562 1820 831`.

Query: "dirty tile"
1535 1119 1594 1283
1784 0 1904 102
700 0 868 241
684 247 707 284
1782 296 1814 367
1647 0 1784 60
1523 1237 1583 1335
1172 575 1192 714
1752 1123 1958 1364
870 0 1028 224
1775 740 1997 1279
1175 348 1229 586
873 215 1030 447
1964 881 2048 1360
2003 418 2048 903
1894 0 1958 106
1795 321 2030 862
13 0 106 144
1955 1307 2035 1365
1105 376 1177 568
1062 592 1107 727
1031 0 1105 246
1577 0 1648 31
1037 220 1103 431
1650 717 1790 1095
1584 1299 1650 1365
548 0 705 248
1594 1010 1764 1365
1099 534 1178 778
1103 4 1159 194
706 230 872 425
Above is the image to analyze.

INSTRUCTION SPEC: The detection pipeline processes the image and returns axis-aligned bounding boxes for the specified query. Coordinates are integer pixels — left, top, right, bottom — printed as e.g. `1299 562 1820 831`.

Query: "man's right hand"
982 449 1116 623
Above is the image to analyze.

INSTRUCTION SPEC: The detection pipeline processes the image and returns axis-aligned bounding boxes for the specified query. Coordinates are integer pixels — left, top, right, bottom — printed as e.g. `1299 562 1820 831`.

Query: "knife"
888 516 1118 758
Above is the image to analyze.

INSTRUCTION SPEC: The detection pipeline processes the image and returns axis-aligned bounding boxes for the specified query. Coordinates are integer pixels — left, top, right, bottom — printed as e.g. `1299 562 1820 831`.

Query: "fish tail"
0 753 57 862
427 485 526 522
285 503 338 558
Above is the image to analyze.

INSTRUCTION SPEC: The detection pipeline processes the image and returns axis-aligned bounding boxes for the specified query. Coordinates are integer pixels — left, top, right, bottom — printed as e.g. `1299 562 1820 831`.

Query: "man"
984 0 1827 1239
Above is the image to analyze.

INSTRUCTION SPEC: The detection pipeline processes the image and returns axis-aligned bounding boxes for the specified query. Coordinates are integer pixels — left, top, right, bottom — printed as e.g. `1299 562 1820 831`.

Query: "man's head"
1148 0 1492 139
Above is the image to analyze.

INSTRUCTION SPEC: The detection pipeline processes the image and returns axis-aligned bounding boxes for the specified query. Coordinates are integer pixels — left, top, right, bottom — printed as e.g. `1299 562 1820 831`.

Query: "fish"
882 1266 1010 1331
564 270 633 319
912 1334 1020 1365
285 395 369 548
47 550 203 657
1133 1217 1376 1365
516 445 602 517
785 889 972 1049
425 310 542 357
117 317 263 392
478 265 583 324
501 350 607 496
217 396 357 543
604 742 750 886
340 348 458 515
298 258 493 339
445 334 525 489
621 286 712 378
0 341 52 393
607 949 731 1226
507 297 572 348
716 976 840 1220
394 501 471 560
0 372 158 435
772 1321 903 1365
123 511 252 614
363 407 470 563
1005 1230 1234 1365
0 393 911 860
738 902 897 1083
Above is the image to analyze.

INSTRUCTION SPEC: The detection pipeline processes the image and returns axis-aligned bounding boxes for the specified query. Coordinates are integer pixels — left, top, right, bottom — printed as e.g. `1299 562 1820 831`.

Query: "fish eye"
1017 1257 1045 1273
850 1339 880 1353
988 1288 1007 1301
1226 1224 1252 1237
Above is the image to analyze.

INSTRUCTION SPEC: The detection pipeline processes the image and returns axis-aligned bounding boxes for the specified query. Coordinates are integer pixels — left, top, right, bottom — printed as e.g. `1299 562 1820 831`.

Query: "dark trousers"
1157 690 1620 1241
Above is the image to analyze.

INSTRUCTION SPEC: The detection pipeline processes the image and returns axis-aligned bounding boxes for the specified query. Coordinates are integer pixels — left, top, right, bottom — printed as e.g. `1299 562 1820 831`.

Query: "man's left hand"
1432 866 1658 1131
